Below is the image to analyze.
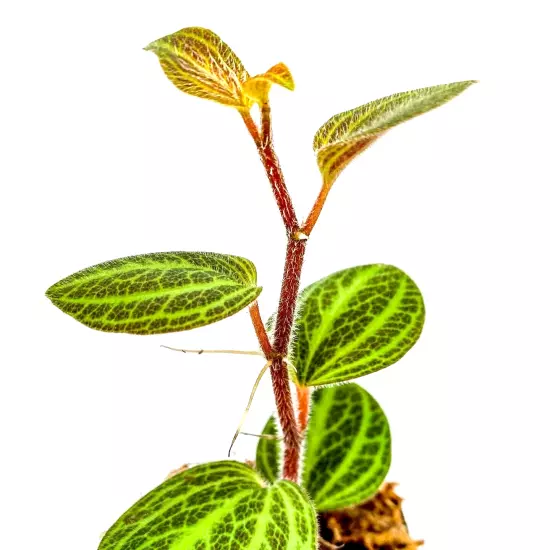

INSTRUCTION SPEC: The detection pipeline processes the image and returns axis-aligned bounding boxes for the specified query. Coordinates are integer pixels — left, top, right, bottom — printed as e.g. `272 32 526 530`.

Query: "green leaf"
145 27 251 109
46 252 261 335
99 461 317 550
302 384 391 511
313 80 477 186
291 264 424 386
256 416 280 483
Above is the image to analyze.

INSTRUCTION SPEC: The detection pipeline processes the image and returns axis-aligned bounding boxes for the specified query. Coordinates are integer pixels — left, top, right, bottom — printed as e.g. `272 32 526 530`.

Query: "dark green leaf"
46 252 261 335
256 416 280 483
302 384 391 511
99 461 317 550
291 264 425 386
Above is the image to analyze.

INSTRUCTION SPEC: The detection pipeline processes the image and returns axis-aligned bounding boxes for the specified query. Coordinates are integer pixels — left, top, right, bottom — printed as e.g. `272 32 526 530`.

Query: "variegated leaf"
145 27 251 108
46 252 261 335
302 384 391 511
99 461 317 550
255 384 391 511
291 264 425 386
256 416 280 483
314 80 477 185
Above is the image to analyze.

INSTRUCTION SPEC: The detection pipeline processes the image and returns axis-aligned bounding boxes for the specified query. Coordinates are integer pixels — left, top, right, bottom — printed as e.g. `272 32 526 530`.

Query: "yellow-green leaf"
256 416 280 483
99 461 318 549
313 80 477 186
290 264 425 386
46 252 261 335
302 384 391 511
145 27 251 109
255 384 392 511
242 63 295 104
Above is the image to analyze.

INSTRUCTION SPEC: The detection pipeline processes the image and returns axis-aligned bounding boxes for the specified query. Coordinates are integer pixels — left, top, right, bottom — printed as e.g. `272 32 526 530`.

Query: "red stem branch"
248 301 273 357
242 107 299 235
302 179 331 236
296 385 310 434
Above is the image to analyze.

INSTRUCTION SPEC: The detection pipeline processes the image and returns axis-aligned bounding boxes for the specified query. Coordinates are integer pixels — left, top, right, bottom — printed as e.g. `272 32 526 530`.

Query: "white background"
1 1 549 549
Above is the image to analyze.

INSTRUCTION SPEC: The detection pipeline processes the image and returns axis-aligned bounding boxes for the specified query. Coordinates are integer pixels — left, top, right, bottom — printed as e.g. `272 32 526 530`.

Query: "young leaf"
46 252 261 335
256 416 280 483
314 80 477 186
99 461 318 550
302 384 391 511
145 27 251 109
291 264 424 386
242 62 295 105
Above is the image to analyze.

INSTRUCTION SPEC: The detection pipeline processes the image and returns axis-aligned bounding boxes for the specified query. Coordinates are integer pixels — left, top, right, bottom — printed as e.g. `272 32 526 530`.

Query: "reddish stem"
302 179 331 236
272 238 306 353
270 356 302 481
249 301 273 358
241 110 262 149
242 107 299 235
296 385 310 433
242 106 305 482
271 237 306 481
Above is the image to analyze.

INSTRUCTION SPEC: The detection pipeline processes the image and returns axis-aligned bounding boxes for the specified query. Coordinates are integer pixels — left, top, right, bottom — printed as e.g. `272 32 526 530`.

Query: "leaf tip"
143 39 160 54
45 282 56 300
268 62 295 91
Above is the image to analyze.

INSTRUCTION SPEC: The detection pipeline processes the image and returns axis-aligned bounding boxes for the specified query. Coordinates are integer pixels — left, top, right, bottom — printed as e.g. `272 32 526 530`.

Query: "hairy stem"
271 237 306 481
242 106 299 235
242 105 304 482
296 385 310 433
303 179 331 235
249 301 273 357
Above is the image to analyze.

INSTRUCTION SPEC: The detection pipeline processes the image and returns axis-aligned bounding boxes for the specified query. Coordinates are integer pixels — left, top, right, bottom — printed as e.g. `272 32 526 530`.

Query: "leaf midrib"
50 255 255 292
54 281 248 304
317 84 467 150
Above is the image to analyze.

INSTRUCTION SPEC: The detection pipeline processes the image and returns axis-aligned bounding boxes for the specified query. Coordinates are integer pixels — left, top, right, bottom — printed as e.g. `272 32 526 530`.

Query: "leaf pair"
257 384 391 511
145 27 476 232
145 27 294 109
99 461 317 550
46 252 261 334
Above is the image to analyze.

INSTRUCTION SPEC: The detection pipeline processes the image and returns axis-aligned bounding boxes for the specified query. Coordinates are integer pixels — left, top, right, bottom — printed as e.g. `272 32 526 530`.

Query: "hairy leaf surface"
145 27 251 108
46 252 261 335
314 80 477 185
302 384 391 511
256 416 280 483
99 461 317 550
291 264 424 386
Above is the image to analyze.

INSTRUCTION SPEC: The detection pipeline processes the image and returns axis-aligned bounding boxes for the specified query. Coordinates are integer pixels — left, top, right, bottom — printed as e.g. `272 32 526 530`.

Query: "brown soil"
318 483 424 549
